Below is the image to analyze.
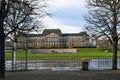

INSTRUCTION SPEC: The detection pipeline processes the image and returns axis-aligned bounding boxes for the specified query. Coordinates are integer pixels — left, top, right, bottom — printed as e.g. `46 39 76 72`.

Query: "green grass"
5 48 120 60
0 78 6 80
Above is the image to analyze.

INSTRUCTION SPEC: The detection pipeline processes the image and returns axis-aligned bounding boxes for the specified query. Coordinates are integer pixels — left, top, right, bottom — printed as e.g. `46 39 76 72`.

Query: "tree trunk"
0 20 5 78
112 41 118 70
12 29 17 70
13 42 17 70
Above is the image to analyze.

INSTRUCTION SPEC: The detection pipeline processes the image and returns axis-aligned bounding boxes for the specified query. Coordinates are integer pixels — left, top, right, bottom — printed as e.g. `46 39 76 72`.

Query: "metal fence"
5 56 120 71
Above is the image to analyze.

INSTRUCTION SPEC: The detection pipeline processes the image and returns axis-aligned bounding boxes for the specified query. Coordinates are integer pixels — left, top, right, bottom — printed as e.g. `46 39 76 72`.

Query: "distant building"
96 40 111 48
17 29 90 48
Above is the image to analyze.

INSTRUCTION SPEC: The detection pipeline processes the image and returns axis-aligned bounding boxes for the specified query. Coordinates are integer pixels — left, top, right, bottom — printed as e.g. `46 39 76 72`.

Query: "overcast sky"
42 0 88 33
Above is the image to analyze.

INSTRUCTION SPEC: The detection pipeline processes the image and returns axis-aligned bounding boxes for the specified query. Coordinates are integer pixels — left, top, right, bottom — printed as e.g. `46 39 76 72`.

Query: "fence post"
82 62 88 70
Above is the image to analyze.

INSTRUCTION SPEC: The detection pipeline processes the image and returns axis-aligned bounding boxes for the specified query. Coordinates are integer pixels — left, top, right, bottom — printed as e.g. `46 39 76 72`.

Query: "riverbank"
5 70 120 80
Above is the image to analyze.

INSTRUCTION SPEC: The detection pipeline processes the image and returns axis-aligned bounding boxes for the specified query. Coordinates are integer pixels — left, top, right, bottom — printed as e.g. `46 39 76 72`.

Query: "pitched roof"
18 32 42 37
18 30 89 37
62 32 89 37
27 34 42 37
42 29 62 36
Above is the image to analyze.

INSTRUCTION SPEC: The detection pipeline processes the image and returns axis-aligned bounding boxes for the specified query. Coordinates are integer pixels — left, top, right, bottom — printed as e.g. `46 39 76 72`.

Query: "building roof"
42 29 62 36
80 32 89 36
62 32 89 37
27 34 42 37
18 32 42 37
18 29 89 37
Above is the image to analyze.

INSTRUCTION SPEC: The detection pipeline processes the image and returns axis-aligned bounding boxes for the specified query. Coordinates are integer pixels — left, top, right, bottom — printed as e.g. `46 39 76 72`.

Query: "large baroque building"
17 29 90 48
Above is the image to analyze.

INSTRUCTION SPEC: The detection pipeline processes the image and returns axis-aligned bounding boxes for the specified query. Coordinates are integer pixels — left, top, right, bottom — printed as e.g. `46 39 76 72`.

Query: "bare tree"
84 0 120 70
4 0 47 70
0 0 47 78
4 0 47 36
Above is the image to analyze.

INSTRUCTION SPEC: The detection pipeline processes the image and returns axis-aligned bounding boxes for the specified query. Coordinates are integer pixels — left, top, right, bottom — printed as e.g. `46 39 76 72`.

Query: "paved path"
6 70 120 80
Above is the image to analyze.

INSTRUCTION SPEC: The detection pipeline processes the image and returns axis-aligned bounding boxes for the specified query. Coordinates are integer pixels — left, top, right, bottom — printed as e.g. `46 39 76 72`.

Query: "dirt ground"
6 70 120 80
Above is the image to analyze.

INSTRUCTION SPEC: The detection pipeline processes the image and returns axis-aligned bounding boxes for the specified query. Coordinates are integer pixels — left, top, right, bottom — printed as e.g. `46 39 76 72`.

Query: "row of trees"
0 0 48 78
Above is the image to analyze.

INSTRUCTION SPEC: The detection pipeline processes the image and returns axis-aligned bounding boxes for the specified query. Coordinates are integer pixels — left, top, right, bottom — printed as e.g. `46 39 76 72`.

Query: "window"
46 37 59 42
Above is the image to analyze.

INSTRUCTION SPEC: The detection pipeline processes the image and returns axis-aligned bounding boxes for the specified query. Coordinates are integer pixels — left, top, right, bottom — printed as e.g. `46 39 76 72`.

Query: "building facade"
17 29 90 48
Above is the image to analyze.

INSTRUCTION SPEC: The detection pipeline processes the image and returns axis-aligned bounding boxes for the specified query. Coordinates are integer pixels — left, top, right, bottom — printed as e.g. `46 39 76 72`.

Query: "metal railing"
5 56 120 71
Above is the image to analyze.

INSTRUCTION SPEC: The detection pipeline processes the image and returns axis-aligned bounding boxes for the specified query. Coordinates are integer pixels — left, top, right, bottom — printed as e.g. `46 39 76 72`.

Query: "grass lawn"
0 79 6 80
5 48 120 60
